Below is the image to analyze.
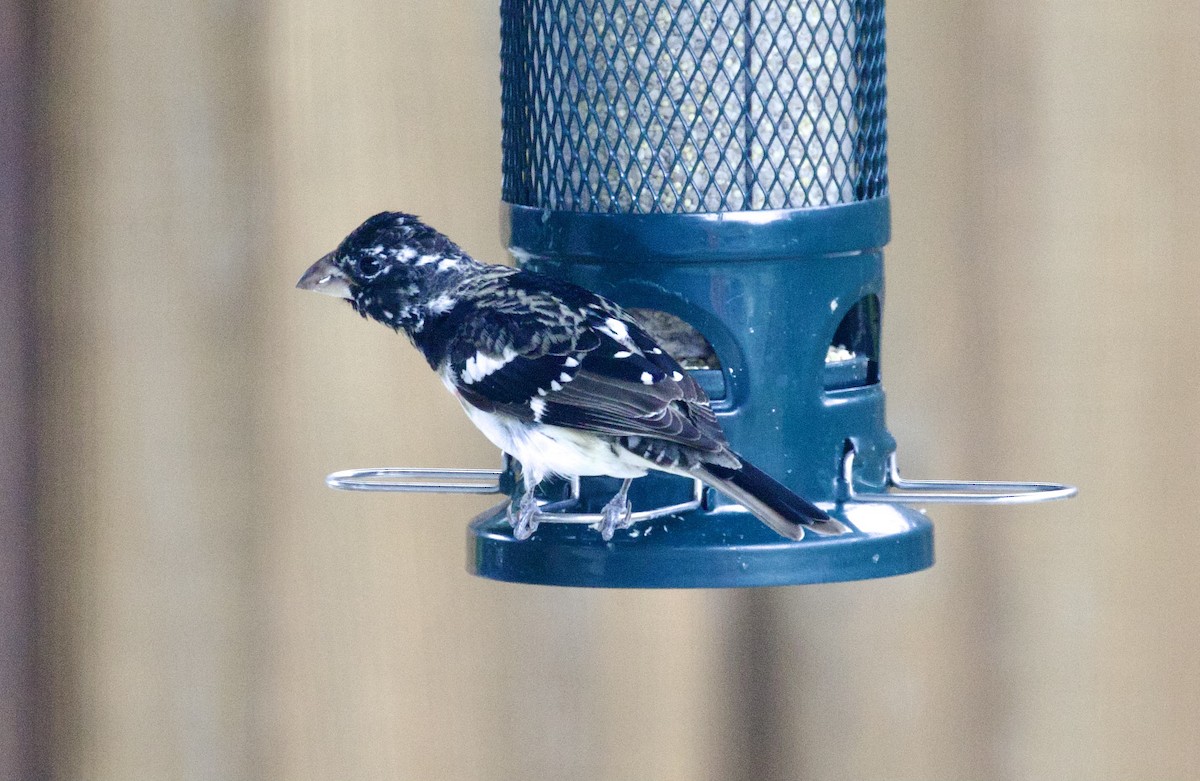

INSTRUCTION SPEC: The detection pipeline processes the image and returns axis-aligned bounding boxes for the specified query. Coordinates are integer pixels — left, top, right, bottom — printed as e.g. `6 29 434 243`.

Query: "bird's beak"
296 253 353 300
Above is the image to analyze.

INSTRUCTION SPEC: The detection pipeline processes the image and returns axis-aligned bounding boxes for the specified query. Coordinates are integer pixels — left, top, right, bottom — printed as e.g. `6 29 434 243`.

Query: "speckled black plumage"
324 212 733 470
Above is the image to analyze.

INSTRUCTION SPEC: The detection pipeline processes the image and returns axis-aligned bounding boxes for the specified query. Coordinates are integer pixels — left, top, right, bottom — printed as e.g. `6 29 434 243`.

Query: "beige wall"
33 1 1198 780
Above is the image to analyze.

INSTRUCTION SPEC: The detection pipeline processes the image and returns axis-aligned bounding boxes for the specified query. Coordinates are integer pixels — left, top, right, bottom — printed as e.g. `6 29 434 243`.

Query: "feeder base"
467 502 933 588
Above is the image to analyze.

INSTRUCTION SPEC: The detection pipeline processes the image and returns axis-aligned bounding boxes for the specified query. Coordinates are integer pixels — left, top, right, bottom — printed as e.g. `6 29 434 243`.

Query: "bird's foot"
591 492 633 541
507 490 540 540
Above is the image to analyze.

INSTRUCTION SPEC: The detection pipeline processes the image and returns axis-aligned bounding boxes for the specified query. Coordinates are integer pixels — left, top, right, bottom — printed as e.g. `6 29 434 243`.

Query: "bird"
297 211 851 542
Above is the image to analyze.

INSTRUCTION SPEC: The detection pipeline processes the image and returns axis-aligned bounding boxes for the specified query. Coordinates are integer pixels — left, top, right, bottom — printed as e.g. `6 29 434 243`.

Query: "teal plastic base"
467 502 933 588
487 198 929 588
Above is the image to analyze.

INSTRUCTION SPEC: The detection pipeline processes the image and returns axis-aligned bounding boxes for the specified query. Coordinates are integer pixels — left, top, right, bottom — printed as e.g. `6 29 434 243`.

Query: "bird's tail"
695 455 851 540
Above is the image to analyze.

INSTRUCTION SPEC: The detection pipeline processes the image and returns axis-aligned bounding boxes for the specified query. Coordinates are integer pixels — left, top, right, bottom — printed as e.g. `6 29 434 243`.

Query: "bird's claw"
507 490 540 540
592 495 633 541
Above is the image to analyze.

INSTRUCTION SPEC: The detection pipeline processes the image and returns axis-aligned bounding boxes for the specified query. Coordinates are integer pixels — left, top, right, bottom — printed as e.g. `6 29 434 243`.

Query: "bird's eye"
356 256 383 277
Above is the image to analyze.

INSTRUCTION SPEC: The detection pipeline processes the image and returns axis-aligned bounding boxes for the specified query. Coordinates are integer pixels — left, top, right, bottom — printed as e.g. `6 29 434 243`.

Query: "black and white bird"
297 212 850 542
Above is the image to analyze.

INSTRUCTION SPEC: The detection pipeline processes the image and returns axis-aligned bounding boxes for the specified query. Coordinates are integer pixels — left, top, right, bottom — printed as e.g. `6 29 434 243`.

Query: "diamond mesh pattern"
501 0 887 213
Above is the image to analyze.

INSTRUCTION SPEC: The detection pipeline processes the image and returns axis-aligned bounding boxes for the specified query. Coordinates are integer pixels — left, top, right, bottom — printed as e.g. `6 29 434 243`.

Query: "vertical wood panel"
0 0 38 779
38 1 267 778
965 0 1200 776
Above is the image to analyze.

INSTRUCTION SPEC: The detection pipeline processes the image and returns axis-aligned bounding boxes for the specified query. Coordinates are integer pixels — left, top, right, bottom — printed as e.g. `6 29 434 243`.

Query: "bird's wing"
443 287 730 460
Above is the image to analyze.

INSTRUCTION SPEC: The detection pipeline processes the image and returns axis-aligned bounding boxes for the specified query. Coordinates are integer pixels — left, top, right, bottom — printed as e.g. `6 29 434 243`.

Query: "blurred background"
2 0 1197 779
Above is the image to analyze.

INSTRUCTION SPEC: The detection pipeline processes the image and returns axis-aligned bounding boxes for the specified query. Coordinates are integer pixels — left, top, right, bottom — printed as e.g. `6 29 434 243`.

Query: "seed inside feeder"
825 344 856 364
628 308 721 370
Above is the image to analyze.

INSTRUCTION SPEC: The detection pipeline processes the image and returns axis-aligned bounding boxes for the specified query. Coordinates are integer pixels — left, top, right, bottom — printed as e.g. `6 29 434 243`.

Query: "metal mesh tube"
501 0 888 213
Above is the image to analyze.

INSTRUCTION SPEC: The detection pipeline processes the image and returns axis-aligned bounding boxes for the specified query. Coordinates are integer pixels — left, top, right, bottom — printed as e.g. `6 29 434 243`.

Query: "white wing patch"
599 317 638 351
427 293 456 314
640 371 654 385
461 347 519 385
603 318 629 341
529 397 547 421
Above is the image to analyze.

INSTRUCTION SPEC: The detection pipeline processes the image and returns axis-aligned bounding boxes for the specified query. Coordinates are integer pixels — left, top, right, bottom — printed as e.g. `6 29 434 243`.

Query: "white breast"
460 403 649 483
439 366 651 482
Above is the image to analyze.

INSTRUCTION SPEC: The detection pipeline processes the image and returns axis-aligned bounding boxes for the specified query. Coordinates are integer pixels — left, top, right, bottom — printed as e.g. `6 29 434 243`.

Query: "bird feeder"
328 0 1075 587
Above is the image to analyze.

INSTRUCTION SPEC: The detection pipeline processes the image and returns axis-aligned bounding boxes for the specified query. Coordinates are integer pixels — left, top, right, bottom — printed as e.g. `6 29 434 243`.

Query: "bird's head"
297 211 470 332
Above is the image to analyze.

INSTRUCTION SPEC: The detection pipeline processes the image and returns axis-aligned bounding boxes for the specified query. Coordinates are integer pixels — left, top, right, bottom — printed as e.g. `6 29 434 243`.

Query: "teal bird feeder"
327 0 1075 587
